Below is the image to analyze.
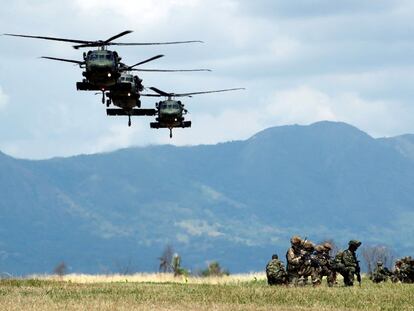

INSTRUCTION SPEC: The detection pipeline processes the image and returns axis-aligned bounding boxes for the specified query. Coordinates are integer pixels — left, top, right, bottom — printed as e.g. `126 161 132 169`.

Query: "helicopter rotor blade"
140 94 163 97
40 56 85 65
71 30 134 49
149 87 173 97
104 30 133 44
127 54 165 69
130 68 211 72
162 88 246 97
173 88 246 97
107 40 203 46
3 33 91 44
143 87 245 98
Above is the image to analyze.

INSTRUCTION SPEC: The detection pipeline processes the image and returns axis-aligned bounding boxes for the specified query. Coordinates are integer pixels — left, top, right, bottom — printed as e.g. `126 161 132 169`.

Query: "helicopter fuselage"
150 99 191 137
107 73 143 109
156 99 185 126
82 50 121 88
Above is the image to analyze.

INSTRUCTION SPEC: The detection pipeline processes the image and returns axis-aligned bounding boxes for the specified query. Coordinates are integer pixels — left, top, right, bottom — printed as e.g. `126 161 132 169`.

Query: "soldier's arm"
287 249 302 265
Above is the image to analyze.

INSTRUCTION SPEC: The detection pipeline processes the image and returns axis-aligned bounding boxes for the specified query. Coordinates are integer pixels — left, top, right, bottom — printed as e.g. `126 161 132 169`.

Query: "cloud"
2 0 414 158
175 220 224 238
236 0 403 22
264 86 408 137
88 123 145 154
0 87 9 110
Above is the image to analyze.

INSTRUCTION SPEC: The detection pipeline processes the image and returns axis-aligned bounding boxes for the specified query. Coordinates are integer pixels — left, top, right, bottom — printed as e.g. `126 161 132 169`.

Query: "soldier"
312 243 336 286
335 240 362 286
298 241 318 286
399 256 414 283
266 254 287 285
391 260 403 283
286 235 304 285
371 261 392 283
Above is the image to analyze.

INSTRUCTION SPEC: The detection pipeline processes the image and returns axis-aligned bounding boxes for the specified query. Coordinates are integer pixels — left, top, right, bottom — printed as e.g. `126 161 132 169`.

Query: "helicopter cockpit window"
106 54 113 60
88 54 98 60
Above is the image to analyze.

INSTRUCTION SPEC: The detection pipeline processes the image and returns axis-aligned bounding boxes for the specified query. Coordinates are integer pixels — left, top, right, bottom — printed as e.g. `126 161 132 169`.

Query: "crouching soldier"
312 243 336 286
335 240 362 286
266 254 287 285
298 241 318 286
286 236 304 285
371 261 392 283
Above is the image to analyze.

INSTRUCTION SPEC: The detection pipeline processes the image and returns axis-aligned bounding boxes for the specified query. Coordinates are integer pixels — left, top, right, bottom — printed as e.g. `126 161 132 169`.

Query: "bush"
201 261 229 277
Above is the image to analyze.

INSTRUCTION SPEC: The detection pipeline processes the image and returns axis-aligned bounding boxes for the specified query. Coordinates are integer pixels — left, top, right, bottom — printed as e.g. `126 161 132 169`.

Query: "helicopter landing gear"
169 128 173 138
106 98 111 107
101 91 105 104
128 115 132 127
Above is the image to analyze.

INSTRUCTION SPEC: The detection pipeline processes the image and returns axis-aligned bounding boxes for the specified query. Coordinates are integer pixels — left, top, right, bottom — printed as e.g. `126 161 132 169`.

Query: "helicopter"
141 87 245 138
3 31 202 102
105 68 211 126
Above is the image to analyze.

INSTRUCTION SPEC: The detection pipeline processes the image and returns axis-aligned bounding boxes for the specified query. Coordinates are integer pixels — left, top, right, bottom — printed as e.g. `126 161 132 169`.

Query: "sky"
1 0 414 159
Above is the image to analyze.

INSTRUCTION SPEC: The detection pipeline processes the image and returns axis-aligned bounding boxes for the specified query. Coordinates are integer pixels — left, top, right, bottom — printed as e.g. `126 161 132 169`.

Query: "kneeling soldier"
266 254 287 285
371 261 392 283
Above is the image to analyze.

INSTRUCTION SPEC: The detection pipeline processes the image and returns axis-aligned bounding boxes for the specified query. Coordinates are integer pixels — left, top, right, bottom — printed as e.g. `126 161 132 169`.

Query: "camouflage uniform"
371 261 392 283
397 257 414 283
286 236 304 285
298 241 318 286
391 260 403 283
266 254 287 285
312 244 336 286
335 240 361 286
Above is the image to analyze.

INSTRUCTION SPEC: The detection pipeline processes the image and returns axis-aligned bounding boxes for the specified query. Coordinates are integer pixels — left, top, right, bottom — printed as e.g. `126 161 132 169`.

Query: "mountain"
0 121 414 275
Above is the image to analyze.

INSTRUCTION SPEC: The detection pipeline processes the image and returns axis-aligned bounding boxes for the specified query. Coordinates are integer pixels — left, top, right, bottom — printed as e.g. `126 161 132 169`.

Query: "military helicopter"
106 68 211 126
3 31 202 102
140 87 245 138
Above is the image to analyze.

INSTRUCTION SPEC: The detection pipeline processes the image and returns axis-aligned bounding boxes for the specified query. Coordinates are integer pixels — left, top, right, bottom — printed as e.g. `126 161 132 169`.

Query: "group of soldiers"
266 236 362 286
371 256 414 283
266 235 414 286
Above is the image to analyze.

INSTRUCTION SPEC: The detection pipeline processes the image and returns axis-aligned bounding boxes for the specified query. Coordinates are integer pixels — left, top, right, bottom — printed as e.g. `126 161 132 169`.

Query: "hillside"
0 121 414 275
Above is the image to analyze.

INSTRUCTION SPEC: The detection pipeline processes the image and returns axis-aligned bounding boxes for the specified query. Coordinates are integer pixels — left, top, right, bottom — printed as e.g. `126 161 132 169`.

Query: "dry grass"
0 274 413 311
30 272 266 285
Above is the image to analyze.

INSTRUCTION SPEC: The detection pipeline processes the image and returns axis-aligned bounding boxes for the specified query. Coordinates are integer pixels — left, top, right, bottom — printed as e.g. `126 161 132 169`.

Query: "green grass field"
0 275 413 310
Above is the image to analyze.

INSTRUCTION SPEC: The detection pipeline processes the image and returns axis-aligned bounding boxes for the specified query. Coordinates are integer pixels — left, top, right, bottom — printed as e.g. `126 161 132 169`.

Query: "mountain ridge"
0 121 413 275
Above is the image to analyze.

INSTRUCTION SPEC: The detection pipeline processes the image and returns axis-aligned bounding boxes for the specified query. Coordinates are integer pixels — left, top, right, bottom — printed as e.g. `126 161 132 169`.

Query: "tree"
53 261 67 276
171 253 189 277
158 244 174 273
114 258 136 275
201 261 229 277
361 245 395 275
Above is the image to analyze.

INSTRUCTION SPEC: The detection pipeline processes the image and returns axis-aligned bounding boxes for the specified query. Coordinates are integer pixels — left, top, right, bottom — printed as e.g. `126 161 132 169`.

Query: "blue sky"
1 0 414 159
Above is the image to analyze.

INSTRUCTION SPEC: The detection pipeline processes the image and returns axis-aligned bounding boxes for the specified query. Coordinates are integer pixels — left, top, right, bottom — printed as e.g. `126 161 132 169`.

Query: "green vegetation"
200 261 230 277
0 277 413 311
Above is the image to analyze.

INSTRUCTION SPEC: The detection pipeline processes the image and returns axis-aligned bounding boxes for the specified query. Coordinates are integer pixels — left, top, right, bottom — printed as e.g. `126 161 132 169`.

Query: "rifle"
301 252 320 268
355 260 361 286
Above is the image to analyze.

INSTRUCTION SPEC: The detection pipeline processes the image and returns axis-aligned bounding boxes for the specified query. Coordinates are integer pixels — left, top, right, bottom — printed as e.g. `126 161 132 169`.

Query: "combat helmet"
348 240 361 248
323 242 332 250
290 235 302 245
315 245 325 252
303 241 314 250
